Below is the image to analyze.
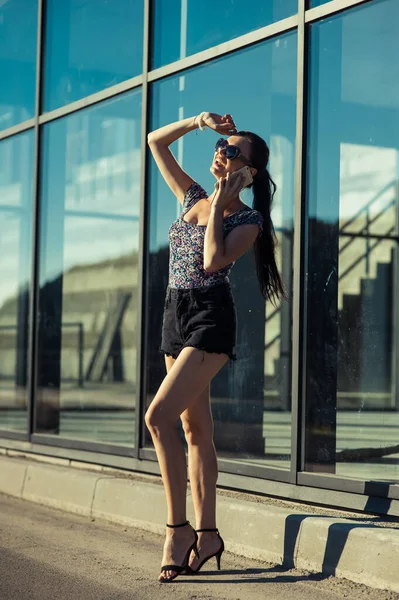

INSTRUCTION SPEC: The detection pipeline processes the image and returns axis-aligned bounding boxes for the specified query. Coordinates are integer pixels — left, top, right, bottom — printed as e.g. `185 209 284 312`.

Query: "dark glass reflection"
43 0 144 112
305 0 399 482
152 0 297 69
145 33 297 468
0 131 34 431
36 91 142 445
0 0 38 130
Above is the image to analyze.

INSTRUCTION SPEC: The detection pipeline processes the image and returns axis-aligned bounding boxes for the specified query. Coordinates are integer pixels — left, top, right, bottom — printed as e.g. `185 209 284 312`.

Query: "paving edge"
0 454 398 594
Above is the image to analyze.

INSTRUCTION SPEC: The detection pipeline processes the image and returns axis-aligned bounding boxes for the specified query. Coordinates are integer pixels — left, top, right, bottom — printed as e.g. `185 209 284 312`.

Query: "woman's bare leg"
144 347 228 581
180 385 223 570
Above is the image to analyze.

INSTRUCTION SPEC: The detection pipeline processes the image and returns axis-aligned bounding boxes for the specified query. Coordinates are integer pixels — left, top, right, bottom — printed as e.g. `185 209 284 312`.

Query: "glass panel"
0 131 34 431
305 0 399 483
152 0 297 69
145 33 297 469
43 0 144 113
309 1 331 6
0 0 38 130
36 90 142 445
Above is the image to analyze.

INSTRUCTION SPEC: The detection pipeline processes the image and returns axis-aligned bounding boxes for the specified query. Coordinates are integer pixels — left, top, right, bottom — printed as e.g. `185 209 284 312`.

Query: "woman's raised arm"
147 113 236 204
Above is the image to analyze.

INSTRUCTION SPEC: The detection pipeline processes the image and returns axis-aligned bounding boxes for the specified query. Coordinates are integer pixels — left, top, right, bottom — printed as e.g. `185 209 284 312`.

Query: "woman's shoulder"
182 181 208 213
236 206 264 228
183 181 208 207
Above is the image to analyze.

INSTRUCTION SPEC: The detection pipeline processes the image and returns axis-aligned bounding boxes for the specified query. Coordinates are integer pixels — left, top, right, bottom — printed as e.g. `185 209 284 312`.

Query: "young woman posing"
146 111 284 583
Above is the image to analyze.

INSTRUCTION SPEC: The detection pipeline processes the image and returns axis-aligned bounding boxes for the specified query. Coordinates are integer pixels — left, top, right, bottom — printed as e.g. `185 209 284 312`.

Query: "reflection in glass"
0 0 38 130
146 33 297 468
43 0 144 112
36 90 142 445
305 0 399 481
309 1 331 6
0 131 34 431
152 0 297 69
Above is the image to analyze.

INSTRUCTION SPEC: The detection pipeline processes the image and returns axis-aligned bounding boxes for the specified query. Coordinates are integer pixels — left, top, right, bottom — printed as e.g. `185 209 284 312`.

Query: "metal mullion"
134 0 151 459
289 0 308 485
0 119 36 141
147 14 299 83
38 75 143 125
298 472 399 501
305 0 373 23
27 0 45 440
31 433 136 457
139 447 292 483
0 430 29 442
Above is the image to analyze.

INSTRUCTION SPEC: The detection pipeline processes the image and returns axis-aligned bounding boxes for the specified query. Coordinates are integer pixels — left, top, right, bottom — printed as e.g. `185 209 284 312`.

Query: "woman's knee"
145 403 165 432
181 416 213 446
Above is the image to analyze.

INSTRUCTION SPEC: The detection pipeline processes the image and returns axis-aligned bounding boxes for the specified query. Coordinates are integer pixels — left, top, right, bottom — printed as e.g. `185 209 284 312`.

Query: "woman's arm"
203 206 259 272
147 113 237 204
147 117 198 204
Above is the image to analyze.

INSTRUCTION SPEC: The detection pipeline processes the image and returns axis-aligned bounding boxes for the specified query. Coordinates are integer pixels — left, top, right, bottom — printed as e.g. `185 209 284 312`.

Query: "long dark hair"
237 130 286 305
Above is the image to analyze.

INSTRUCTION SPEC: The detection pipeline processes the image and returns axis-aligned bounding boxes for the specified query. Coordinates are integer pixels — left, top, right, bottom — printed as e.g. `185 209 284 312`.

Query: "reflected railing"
339 179 399 284
265 180 399 410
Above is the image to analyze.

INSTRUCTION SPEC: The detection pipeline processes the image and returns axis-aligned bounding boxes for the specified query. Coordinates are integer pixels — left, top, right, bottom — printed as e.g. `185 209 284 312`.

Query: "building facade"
0 0 398 515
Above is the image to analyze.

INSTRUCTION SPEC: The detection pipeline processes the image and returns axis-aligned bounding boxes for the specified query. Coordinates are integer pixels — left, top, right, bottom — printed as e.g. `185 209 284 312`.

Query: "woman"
146 112 284 583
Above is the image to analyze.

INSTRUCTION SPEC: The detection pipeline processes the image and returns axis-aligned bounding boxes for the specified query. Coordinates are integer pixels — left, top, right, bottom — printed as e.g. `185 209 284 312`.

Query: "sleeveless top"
168 182 263 288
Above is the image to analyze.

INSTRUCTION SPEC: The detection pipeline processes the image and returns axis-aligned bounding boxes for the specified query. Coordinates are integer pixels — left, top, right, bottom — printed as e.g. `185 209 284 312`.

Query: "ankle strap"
166 520 190 528
196 528 219 533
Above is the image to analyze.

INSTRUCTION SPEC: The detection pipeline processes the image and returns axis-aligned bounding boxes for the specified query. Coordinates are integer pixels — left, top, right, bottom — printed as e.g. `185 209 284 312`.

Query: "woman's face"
210 136 253 179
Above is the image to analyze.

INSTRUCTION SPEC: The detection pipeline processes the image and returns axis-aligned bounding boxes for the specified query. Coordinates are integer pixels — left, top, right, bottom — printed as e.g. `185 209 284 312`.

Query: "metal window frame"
1 0 397 516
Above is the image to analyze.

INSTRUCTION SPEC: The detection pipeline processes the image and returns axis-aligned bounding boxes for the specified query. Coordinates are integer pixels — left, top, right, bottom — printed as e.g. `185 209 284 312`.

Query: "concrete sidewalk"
0 450 398 595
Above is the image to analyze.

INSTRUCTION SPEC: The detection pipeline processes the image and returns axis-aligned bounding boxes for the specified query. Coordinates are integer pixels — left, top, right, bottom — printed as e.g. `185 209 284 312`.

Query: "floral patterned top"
168 182 263 289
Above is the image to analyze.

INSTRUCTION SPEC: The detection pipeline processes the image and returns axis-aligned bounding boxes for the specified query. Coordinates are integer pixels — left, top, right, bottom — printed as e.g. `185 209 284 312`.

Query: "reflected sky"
307 0 399 223
0 131 34 309
152 0 297 69
0 0 37 129
43 0 144 112
39 89 142 288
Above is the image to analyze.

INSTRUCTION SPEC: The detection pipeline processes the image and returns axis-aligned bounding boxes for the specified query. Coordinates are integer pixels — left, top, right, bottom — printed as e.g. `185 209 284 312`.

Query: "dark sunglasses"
215 138 252 166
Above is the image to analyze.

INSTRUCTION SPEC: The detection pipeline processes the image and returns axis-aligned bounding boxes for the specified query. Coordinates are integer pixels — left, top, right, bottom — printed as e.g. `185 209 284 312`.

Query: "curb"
0 454 398 594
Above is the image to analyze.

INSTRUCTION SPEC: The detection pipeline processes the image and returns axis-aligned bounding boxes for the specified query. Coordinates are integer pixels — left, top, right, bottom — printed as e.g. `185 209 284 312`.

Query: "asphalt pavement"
0 494 397 600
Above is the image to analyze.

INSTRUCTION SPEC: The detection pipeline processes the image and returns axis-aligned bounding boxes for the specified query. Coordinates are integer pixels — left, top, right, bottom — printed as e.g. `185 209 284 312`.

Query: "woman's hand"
202 113 237 135
212 172 244 210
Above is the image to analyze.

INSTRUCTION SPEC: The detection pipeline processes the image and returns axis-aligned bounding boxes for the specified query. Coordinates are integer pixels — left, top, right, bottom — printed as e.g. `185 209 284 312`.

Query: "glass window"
42 0 144 113
305 0 399 482
36 90 142 446
0 1 38 130
151 0 297 69
145 32 297 469
309 1 331 6
0 131 34 431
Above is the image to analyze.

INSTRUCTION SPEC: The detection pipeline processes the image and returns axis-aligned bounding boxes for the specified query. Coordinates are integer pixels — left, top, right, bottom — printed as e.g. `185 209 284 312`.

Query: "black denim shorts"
160 282 237 361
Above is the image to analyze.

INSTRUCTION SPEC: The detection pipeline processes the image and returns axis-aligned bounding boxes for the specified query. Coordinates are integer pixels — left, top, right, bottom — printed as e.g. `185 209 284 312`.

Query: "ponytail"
236 130 286 305
252 169 285 304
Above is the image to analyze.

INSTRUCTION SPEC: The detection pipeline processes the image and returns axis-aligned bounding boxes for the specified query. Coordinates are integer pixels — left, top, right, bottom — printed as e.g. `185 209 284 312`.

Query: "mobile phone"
232 165 253 189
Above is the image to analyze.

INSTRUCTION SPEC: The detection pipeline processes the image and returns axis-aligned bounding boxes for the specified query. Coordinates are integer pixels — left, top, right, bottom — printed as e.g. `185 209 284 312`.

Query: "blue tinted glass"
305 0 399 480
0 1 38 130
146 33 297 467
152 0 297 68
0 131 34 431
43 0 144 112
36 90 142 445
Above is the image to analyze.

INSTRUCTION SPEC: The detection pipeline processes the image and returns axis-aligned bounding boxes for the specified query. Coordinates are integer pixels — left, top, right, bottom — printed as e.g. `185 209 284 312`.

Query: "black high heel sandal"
159 520 199 583
183 527 225 575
